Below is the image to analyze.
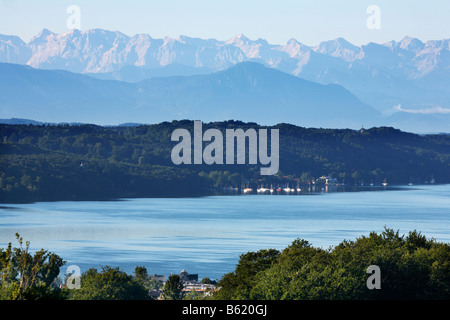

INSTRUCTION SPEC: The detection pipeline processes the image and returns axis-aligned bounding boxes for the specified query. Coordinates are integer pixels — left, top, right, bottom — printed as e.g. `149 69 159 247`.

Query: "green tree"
0 233 66 300
134 266 149 288
200 277 216 284
300 172 311 183
184 288 204 300
214 248 280 299
214 228 450 300
161 274 184 300
69 266 150 300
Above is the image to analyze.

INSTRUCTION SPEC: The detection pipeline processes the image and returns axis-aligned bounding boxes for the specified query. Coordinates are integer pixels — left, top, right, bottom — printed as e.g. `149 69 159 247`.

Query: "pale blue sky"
1 0 449 45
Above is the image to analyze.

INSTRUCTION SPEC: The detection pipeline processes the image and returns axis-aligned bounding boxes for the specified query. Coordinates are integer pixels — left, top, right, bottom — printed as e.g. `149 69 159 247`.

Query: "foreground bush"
2 228 449 300
68 266 150 300
213 228 450 300
0 234 66 300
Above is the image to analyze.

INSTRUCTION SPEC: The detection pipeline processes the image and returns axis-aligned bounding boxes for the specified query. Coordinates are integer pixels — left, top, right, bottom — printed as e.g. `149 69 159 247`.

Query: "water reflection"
0 184 448 281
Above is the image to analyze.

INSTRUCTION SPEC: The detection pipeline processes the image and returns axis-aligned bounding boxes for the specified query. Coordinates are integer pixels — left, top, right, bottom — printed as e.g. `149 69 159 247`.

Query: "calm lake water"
1 184 449 281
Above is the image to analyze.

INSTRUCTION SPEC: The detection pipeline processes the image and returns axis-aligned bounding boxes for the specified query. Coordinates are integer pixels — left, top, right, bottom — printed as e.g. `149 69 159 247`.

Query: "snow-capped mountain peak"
397 36 425 52
313 38 362 61
1 29 449 108
2 28 446 78
29 28 55 45
225 33 250 45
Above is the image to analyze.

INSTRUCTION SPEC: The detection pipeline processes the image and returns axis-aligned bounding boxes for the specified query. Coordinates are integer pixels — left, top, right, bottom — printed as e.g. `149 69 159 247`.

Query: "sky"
0 0 449 46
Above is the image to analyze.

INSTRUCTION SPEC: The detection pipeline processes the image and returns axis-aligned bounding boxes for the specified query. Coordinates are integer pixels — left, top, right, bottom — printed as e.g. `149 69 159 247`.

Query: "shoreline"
0 183 446 206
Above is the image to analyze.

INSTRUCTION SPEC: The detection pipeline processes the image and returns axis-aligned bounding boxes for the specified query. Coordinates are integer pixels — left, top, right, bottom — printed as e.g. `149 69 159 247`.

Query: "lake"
1 184 449 281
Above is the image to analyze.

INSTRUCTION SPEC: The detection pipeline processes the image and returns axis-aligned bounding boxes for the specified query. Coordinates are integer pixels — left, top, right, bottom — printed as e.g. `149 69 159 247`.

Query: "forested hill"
1 121 449 203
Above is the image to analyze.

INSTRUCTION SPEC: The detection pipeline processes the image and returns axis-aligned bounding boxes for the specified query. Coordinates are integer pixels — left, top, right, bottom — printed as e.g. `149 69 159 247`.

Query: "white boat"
243 188 253 193
223 187 238 191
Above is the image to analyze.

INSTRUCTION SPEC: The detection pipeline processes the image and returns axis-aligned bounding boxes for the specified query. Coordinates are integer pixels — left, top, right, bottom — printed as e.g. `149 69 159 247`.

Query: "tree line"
213 227 450 300
1 121 449 203
1 228 449 300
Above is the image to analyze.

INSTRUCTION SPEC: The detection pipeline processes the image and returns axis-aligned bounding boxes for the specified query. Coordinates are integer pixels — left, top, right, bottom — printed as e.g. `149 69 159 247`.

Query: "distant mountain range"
0 61 379 128
1 29 449 132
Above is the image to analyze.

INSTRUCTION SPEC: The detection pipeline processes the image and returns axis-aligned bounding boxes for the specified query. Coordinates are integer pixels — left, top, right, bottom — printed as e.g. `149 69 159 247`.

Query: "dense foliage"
161 274 185 300
0 235 158 300
213 228 450 300
0 234 66 300
2 229 448 300
1 121 449 203
69 266 150 300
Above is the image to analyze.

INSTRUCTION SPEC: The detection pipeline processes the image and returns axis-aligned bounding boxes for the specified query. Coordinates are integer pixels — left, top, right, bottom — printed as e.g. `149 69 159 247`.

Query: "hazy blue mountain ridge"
1 29 449 132
0 61 378 128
